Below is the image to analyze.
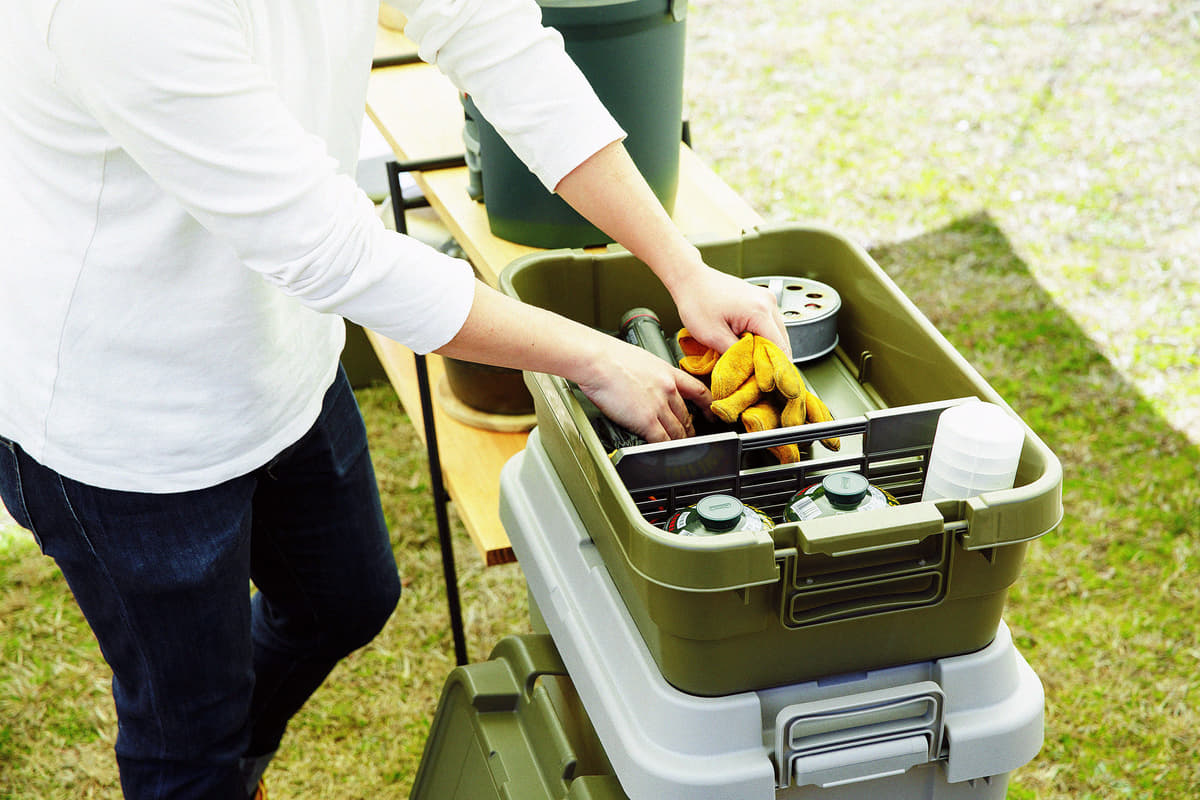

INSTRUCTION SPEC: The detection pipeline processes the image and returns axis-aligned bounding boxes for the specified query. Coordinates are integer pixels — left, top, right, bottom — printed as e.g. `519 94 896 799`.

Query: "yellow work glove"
753 335 804 398
678 328 761 424
764 337 840 452
742 400 802 463
746 336 840 453
674 329 841 456
710 332 756 399
711 378 761 424
675 328 719 376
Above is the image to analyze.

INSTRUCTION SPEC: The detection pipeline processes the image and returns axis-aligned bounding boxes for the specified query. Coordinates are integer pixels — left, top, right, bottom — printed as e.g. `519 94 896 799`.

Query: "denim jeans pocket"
0 435 40 548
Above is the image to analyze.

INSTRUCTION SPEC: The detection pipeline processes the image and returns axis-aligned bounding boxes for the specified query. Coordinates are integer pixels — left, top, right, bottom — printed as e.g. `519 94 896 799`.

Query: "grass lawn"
4 347 1196 798
2 1 1197 798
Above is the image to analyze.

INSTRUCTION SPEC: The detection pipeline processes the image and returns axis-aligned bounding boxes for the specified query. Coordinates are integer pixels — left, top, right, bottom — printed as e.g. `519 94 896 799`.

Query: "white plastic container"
500 429 1045 800
921 400 1024 501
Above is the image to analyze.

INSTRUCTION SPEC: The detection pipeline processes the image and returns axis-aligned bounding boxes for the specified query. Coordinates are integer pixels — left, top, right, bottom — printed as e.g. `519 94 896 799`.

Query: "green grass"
3 274 1195 797
869 214 1200 798
683 3 1200 791
1 527 115 797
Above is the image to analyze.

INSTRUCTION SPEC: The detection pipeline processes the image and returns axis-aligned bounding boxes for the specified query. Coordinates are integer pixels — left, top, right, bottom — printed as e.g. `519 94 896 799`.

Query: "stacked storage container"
412 224 1063 799
493 429 1045 799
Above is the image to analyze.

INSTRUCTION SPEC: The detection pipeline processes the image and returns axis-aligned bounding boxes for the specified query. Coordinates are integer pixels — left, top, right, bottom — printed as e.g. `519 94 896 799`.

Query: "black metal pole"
414 354 469 665
371 53 424 71
385 161 409 236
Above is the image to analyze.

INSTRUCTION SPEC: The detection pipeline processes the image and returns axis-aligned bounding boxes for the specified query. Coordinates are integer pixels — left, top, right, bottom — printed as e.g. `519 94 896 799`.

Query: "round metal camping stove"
746 275 841 362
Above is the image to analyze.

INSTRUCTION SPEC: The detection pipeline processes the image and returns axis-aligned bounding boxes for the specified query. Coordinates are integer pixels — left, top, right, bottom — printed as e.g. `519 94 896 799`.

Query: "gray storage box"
499 429 1046 800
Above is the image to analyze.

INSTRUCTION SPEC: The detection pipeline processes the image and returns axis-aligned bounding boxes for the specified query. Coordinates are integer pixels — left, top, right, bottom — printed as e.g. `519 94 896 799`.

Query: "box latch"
774 682 945 789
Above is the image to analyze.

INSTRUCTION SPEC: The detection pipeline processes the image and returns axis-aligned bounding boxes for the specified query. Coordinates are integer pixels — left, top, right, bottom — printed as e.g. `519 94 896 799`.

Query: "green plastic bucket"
468 0 687 248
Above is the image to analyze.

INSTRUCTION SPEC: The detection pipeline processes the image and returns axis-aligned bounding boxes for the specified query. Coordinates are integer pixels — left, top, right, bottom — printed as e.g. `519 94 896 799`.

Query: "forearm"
436 281 707 442
553 141 706 296
435 281 604 382
554 141 789 355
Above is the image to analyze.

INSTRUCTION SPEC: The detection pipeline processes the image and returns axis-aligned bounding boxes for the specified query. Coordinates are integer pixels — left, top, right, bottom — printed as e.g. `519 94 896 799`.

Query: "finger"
640 418 670 444
658 402 689 440
675 372 714 422
774 309 792 360
752 304 791 361
689 322 738 356
670 398 695 438
666 384 690 424
675 372 712 408
750 284 792 359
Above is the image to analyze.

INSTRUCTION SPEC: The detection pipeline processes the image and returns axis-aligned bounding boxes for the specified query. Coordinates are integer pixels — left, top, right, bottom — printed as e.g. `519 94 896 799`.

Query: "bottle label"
787 497 824 521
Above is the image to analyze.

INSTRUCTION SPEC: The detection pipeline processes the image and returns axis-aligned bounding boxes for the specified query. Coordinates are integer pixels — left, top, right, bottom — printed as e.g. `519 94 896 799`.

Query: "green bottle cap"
822 473 870 510
695 494 745 532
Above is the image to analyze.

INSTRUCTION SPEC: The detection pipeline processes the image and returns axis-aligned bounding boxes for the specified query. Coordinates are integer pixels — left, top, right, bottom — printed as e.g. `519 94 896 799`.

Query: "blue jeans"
0 368 401 799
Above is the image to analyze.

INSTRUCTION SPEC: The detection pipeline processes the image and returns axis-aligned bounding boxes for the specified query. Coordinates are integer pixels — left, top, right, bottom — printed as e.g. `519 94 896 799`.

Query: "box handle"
788 502 945 558
784 570 945 627
774 682 944 789
788 735 932 789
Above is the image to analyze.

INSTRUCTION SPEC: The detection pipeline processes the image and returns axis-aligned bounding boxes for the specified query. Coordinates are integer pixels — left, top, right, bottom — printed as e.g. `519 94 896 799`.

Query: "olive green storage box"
498 224 1063 697
410 635 628 800
467 0 687 248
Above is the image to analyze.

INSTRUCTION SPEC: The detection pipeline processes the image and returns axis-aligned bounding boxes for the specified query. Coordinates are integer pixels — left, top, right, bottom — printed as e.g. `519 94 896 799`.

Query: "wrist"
647 239 706 297
548 325 611 391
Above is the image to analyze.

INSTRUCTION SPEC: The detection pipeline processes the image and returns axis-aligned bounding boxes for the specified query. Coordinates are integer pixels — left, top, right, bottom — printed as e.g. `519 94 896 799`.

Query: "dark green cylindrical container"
468 0 687 248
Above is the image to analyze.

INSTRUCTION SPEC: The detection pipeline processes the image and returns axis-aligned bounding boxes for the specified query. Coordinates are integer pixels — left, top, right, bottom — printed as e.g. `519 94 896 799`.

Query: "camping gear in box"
465 0 687 248
747 275 842 362
498 432 1045 799
784 472 898 521
665 493 775 536
921 401 1024 501
498 224 1063 696
409 634 629 800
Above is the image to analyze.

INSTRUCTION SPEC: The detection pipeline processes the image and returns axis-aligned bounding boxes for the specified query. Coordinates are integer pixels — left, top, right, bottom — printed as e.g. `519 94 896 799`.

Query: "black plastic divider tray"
499 224 1063 696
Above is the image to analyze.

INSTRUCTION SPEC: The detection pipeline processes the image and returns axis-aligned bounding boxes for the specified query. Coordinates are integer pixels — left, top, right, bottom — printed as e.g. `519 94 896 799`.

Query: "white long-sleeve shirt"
0 0 624 492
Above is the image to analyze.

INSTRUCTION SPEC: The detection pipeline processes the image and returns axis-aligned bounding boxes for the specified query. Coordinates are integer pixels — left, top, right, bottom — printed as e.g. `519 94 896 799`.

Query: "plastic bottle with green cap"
783 473 898 522
665 494 774 536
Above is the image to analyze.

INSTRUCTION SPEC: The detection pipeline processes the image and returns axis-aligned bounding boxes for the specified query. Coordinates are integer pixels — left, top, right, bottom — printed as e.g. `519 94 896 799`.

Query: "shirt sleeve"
392 0 627 190
42 0 475 354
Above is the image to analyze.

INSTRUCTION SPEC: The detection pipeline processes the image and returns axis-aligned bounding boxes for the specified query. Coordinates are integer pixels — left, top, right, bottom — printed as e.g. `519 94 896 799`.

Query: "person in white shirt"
0 1 787 796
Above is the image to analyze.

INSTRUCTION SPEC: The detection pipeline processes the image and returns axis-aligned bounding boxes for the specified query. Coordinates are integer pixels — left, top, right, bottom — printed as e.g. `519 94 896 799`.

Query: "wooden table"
364 24 763 566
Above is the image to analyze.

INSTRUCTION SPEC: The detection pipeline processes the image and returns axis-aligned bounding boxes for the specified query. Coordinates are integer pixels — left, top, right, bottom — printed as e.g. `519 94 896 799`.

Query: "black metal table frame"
385 156 471 667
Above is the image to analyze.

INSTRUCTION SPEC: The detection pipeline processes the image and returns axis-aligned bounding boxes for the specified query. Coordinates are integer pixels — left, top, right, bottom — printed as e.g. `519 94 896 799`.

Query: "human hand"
434 283 710 443
670 265 791 359
550 143 787 358
575 337 712 443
